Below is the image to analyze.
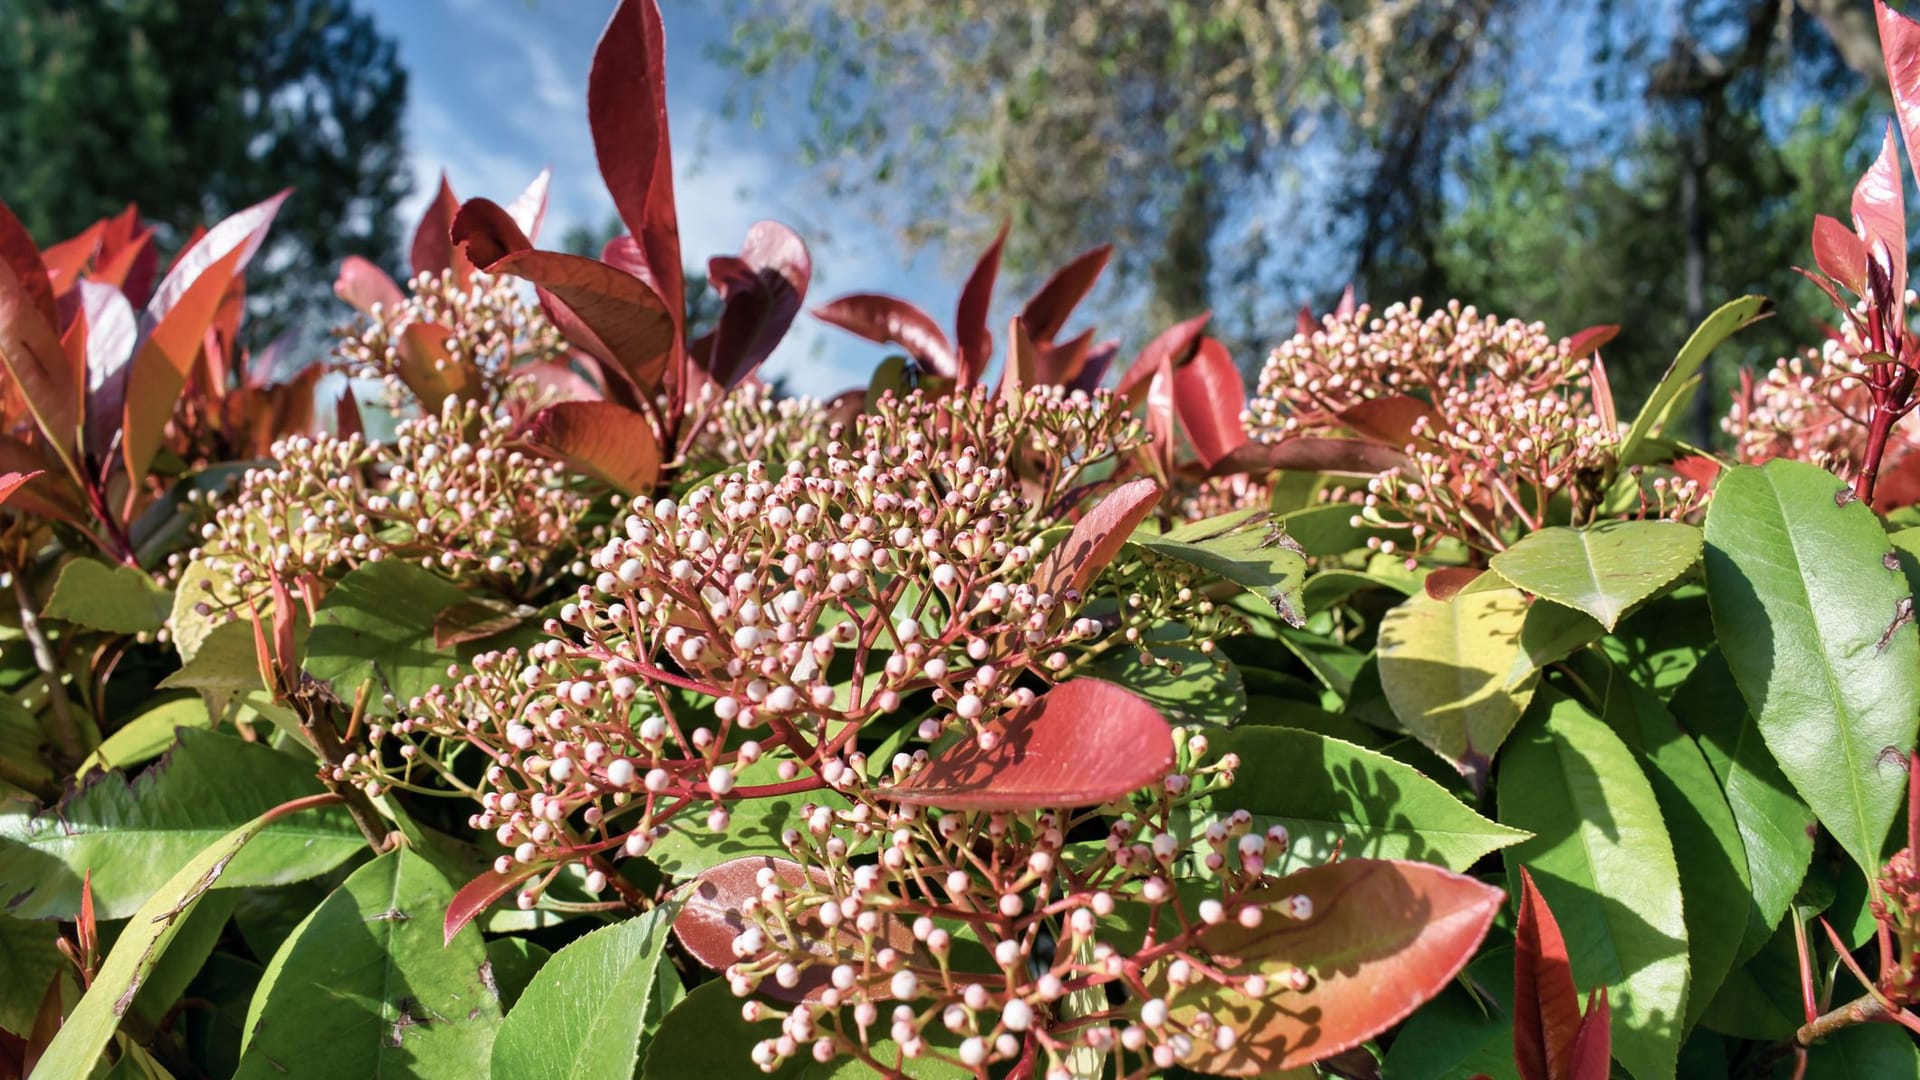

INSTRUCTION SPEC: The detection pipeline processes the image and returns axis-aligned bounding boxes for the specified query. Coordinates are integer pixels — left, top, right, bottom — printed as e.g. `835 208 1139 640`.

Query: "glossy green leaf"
44 558 171 634
1670 648 1815 962
75 696 211 776
1696 917 1803 1041
305 560 467 715
1377 587 1537 785
28 793 340 1079
1192 725 1528 871
1378 947 1520 1080
0 911 63 1035
642 979 969 1079
1594 660 1750 1028
169 557 246 662
1599 587 1713 701
492 903 681 1079
1619 295 1770 465
1804 1019 1920 1077
485 937 552 1013
1489 521 1701 630
1131 509 1309 627
1703 458 1919 877
0 729 365 919
236 847 501 1077
1090 643 1245 725
1498 691 1689 1080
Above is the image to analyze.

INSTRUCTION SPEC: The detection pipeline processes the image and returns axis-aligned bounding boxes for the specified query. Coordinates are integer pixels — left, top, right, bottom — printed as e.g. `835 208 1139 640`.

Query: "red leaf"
812 294 958 378
1878 0 1920 194
410 173 470 282
1068 339 1119 395
335 385 365 440
1116 311 1210 403
395 322 472 412
333 255 404 316
1295 304 1318 338
77 281 137 462
0 469 44 508
39 221 104 300
1514 866 1586 1080
1172 337 1248 469
1567 988 1612 1080
590 0 684 329
484 251 676 391
1563 324 1619 363
879 679 1173 811
1334 283 1357 318
149 190 287 324
705 221 811 390
450 198 533 271
1669 454 1723 490
444 866 536 945
507 167 553 244
1020 243 1112 344
524 401 661 494
1161 858 1504 1074
955 220 1009 387
96 227 158 310
1206 437 1411 478
1811 215 1868 295
997 315 1037 405
1034 476 1160 597
1338 395 1441 448
673 856 920 1003
123 244 250 487
1425 567 1482 602
0 201 77 466
1033 327 1095 387
1851 124 1908 307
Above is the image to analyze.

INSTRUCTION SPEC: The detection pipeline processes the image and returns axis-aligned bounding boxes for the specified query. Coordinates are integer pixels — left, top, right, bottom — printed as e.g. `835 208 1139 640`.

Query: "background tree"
714 0 1895 436
0 0 410 345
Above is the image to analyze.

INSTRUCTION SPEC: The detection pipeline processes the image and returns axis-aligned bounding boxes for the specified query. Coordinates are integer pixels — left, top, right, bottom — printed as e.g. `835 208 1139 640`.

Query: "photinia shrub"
6 1 1920 1078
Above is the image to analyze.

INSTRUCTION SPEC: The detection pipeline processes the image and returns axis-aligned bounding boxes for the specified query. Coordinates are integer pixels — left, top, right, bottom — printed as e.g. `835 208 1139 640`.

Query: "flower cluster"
1248 300 1622 558
335 268 568 410
1723 339 1885 472
184 397 592 596
716 732 1312 1079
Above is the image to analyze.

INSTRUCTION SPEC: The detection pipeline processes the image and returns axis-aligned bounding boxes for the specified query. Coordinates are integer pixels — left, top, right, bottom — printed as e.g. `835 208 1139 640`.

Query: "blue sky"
368 0 950 397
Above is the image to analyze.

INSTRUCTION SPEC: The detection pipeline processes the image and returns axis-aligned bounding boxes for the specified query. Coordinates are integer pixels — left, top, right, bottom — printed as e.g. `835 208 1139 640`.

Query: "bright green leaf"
1620 295 1770 465
1593 658 1751 1029
492 904 681 1079
44 558 171 634
1378 947 1519 1080
1191 725 1528 871
1489 520 1701 630
1704 458 1919 877
1377 587 1537 785
0 729 366 919
236 847 501 1077
1671 648 1815 962
1090 643 1245 725
76 696 211 776
28 792 340 1079
304 560 467 714
1131 510 1309 627
1498 690 1689 1080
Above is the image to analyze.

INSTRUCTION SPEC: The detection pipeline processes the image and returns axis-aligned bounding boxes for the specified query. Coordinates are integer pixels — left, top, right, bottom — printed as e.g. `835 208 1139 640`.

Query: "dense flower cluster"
719 734 1311 1079
335 268 569 409
185 397 592 594
1247 300 1624 557
1723 339 1882 472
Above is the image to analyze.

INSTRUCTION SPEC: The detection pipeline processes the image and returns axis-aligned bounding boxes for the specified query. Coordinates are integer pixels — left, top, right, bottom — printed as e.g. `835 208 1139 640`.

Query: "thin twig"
14 571 83 765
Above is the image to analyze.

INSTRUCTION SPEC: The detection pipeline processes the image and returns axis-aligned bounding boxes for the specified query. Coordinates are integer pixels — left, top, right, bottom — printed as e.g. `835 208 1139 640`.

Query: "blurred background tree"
0 0 410 344
713 0 1896 439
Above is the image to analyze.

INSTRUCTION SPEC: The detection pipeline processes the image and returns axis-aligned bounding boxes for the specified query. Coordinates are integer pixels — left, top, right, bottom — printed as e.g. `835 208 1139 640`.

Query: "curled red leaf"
1116 311 1210 403
486 251 675 391
1020 243 1112 344
450 198 533 271
704 221 811 391
812 294 958 378
1172 337 1248 469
